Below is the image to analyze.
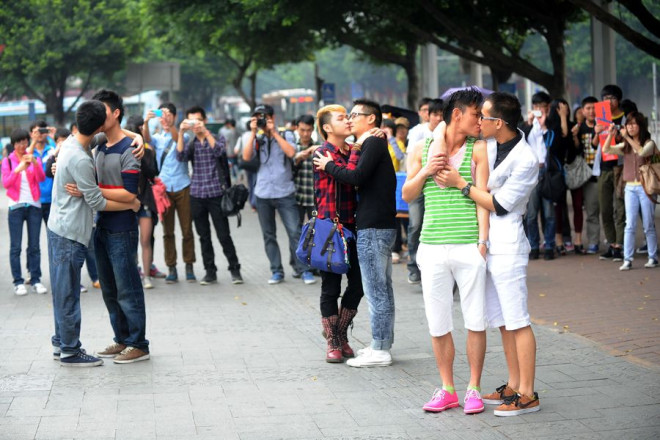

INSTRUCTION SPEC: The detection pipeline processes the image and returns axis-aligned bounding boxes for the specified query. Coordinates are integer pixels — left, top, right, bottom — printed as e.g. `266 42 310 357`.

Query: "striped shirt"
420 137 478 244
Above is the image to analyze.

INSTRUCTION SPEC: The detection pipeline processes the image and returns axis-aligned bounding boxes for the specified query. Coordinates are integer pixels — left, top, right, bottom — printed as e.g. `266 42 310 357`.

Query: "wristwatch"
461 182 472 197
477 240 490 249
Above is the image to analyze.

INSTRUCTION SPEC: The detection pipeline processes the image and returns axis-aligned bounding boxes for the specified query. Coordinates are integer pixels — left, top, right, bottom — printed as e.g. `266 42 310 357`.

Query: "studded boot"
321 315 342 363
337 307 358 358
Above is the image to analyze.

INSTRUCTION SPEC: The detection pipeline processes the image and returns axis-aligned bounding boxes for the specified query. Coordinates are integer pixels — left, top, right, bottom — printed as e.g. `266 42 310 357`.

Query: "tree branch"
568 0 660 58
618 0 660 39
65 70 94 114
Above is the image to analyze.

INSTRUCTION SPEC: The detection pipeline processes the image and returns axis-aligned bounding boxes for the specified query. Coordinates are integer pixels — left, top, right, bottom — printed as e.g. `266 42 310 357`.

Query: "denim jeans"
407 194 424 274
8 205 42 285
94 228 149 351
357 228 397 350
256 194 305 275
48 230 86 354
623 184 658 261
191 195 240 274
85 227 98 282
525 180 556 250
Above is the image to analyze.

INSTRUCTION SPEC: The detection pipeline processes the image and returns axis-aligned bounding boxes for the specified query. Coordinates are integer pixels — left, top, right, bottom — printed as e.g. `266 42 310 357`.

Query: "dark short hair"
185 105 206 120
29 120 47 133
125 115 145 136
620 99 638 117
531 91 551 105
297 114 314 126
353 98 382 128
428 98 444 115
418 97 432 110
581 96 598 107
69 122 78 132
55 128 71 140
486 92 521 129
10 128 30 145
443 87 484 124
76 100 107 136
91 89 124 123
159 102 177 116
381 119 396 131
226 118 236 127
252 104 274 116
546 98 569 132
601 84 623 101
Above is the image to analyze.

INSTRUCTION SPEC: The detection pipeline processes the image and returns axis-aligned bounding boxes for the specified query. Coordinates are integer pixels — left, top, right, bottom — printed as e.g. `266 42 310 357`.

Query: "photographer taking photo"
242 104 315 285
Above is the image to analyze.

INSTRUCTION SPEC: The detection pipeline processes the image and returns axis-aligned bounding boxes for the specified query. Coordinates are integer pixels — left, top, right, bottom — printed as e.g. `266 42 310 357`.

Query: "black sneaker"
60 350 103 367
637 244 648 254
529 249 540 260
612 247 624 262
543 249 554 260
556 245 566 256
230 269 244 285
407 271 421 284
599 247 614 260
199 273 217 286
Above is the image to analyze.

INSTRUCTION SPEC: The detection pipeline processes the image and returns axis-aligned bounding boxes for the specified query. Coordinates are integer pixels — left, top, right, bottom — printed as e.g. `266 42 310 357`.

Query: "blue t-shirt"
95 137 140 232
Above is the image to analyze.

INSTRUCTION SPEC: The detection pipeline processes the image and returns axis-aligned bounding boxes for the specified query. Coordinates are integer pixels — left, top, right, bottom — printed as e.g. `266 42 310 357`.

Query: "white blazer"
486 133 539 255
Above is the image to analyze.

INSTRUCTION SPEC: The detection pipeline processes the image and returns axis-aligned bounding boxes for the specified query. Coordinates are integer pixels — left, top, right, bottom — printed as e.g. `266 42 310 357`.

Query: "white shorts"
417 243 487 336
486 253 531 330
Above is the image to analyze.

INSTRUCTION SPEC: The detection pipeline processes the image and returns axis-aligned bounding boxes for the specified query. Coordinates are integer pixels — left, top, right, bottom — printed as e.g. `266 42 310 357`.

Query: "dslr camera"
255 113 268 130
38 127 50 134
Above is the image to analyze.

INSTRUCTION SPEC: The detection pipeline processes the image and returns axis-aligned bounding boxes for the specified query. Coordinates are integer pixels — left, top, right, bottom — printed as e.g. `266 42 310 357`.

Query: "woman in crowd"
2 128 47 295
126 115 160 289
546 99 579 255
603 112 658 270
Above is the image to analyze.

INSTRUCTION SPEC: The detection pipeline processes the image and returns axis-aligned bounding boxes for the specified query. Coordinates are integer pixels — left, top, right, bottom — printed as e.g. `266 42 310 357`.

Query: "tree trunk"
46 92 66 126
248 71 257 110
403 42 419 110
545 24 569 101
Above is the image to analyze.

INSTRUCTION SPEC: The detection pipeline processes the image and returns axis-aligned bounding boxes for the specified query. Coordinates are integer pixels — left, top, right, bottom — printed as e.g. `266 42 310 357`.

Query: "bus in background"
218 96 252 130
261 88 315 126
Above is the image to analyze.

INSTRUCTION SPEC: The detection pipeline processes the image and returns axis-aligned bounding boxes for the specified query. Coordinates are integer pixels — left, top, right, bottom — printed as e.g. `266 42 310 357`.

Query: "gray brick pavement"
0 199 659 439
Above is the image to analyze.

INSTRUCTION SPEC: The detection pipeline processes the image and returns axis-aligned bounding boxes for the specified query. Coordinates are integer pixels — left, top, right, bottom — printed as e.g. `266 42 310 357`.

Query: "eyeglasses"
347 112 371 120
603 95 618 101
479 115 508 125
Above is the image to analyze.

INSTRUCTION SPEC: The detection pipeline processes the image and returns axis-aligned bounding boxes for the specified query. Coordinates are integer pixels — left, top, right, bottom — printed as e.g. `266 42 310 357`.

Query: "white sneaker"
346 347 392 367
32 283 48 294
391 252 401 264
644 258 658 268
14 284 28 296
619 260 632 271
143 276 154 289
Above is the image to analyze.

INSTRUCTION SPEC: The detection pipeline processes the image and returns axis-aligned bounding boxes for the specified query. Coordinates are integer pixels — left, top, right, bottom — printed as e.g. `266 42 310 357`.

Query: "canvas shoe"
186 263 196 282
113 346 150 364
482 383 516 405
60 350 103 368
463 389 485 414
494 392 540 416
14 284 28 296
586 244 599 254
200 273 218 286
80 284 88 293
268 272 284 285
165 266 178 284
612 247 624 262
636 244 648 254
32 283 48 294
301 271 316 285
96 343 127 358
407 271 421 284
391 252 401 264
422 388 459 412
149 264 167 279
346 347 392 367
619 260 632 271
143 276 154 289
645 258 658 268
600 246 614 260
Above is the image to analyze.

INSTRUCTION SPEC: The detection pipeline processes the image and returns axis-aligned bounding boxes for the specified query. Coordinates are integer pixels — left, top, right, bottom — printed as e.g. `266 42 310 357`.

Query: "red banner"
594 100 618 161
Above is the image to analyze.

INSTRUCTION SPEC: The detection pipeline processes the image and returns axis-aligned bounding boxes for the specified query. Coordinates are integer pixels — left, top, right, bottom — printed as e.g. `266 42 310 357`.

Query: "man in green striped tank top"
403 88 490 415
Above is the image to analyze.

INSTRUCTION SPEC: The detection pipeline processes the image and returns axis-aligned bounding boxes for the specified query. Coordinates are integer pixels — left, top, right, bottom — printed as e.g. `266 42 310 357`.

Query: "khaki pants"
598 168 625 246
162 186 196 267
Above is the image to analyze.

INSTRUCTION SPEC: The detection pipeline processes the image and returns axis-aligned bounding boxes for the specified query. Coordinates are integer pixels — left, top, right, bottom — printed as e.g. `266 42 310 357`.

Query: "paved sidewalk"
0 201 659 439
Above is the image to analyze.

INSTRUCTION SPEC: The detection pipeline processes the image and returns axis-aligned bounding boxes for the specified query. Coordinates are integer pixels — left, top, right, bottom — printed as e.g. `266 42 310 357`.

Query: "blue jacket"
33 143 55 204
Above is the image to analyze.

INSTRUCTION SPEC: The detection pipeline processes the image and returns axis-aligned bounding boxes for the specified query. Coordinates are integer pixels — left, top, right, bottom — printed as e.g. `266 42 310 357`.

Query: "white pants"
417 243 487 336
485 253 531 330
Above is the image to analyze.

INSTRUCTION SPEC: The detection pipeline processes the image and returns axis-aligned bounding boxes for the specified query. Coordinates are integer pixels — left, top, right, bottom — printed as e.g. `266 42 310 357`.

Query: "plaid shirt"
176 134 226 199
294 142 315 207
313 141 360 225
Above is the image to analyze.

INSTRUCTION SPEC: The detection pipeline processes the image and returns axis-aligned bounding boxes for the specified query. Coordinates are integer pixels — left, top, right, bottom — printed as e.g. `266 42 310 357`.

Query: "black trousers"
320 236 363 317
191 196 240 274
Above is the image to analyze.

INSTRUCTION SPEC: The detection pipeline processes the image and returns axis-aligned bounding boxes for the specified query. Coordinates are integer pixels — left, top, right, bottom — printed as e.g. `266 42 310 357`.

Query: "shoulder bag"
296 179 353 274
639 145 660 204
564 155 592 190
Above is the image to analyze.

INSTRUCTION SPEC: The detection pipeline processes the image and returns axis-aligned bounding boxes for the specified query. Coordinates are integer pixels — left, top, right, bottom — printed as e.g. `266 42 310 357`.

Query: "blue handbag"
296 180 353 274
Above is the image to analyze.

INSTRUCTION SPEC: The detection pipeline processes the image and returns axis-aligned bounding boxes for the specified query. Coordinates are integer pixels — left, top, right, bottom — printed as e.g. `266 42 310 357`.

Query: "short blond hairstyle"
316 104 346 141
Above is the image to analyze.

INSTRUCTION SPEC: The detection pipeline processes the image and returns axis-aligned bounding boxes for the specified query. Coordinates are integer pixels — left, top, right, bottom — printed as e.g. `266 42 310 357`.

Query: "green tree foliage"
146 0 320 109
0 0 142 124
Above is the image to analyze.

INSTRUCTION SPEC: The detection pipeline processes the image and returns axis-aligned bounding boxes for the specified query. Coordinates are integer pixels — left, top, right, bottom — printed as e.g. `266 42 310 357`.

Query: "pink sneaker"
463 389 485 414
422 388 459 412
